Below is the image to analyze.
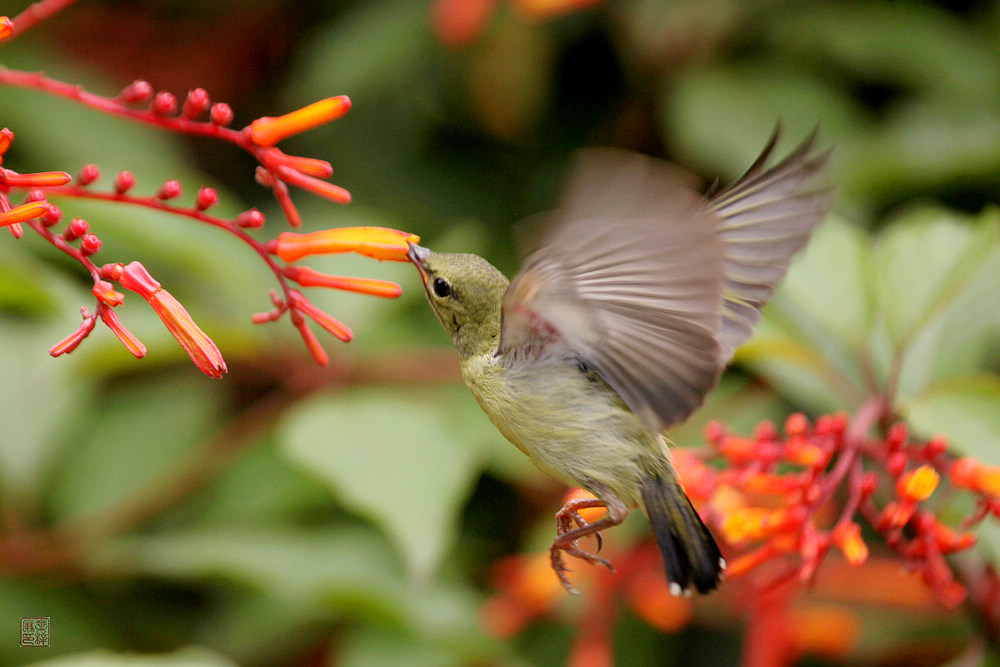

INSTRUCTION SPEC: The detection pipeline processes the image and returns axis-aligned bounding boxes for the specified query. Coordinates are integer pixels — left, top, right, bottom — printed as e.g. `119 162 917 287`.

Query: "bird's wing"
499 149 728 432
707 128 834 363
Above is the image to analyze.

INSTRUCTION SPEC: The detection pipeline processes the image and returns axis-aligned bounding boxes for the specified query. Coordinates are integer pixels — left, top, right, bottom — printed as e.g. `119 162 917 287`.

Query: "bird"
406 128 833 595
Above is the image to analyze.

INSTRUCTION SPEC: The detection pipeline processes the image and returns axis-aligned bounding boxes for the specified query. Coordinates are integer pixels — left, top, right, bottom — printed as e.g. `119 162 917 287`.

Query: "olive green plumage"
408 130 832 595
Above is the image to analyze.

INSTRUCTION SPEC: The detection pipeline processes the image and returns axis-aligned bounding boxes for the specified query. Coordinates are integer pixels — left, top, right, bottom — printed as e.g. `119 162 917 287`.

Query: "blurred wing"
499 149 727 431
708 127 834 362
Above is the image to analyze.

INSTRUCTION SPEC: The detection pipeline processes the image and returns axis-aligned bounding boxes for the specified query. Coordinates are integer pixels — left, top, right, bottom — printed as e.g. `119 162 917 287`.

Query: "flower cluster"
691 411 987 607
484 409 1000 664
0 8 420 374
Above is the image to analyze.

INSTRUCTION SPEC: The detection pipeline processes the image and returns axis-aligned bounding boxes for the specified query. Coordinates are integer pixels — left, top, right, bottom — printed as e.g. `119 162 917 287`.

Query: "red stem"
43 185 293 296
0 68 246 145
10 0 78 38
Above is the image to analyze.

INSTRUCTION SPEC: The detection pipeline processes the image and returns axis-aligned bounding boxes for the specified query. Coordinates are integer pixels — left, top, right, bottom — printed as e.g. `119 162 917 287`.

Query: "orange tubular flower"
0 170 72 187
98 306 146 359
288 290 352 342
951 457 1000 495
272 226 420 263
832 521 869 566
282 265 402 298
897 465 940 501
0 200 49 227
249 96 352 147
275 166 351 204
118 261 227 378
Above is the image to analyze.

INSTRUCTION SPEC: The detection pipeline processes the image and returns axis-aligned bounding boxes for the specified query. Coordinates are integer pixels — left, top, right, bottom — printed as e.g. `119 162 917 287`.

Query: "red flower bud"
152 91 178 116
42 203 62 226
195 187 218 211
120 80 154 104
886 422 907 451
64 217 89 241
157 180 182 200
80 233 102 255
114 171 136 194
210 102 234 126
182 88 211 119
77 163 100 185
236 208 265 228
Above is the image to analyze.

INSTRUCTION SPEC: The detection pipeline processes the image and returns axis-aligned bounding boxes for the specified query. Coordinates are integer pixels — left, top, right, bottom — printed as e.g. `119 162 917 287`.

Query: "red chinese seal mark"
19 617 49 647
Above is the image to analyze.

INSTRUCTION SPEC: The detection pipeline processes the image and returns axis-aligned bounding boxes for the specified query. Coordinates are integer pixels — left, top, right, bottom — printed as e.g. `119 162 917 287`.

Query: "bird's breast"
458 350 664 503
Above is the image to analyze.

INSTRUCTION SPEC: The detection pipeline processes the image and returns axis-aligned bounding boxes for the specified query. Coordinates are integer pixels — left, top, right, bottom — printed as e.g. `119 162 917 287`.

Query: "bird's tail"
640 471 724 595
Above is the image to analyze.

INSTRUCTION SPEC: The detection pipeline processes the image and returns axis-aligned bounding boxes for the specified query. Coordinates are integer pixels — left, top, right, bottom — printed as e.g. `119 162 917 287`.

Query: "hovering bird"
408 130 832 594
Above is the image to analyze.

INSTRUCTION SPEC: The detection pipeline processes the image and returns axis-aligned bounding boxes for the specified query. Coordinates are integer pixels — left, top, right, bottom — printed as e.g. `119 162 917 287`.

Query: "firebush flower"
118 261 227 378
248 96 352 147
0 72 416 370
271 226 420 262
485 410 999 663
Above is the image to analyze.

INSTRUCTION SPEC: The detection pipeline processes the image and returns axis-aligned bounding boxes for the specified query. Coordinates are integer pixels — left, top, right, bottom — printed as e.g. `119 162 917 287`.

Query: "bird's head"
407 242 510 358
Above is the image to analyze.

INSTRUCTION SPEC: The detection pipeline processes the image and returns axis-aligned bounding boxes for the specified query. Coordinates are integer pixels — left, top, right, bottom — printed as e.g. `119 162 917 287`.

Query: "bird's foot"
549 497 617 594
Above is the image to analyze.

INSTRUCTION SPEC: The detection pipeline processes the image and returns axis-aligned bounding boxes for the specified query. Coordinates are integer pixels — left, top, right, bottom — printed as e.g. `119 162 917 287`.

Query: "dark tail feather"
640 472 724 595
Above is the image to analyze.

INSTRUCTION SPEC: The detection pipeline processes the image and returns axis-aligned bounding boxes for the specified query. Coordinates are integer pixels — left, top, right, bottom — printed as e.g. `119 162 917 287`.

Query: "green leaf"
878 207 1000 398
44 375 221 524
877 209 991 346
280 388 485 580
662 63 862 180
0 318 91 500
737 217 873 412
900 375 1000 465
24 647 239 667
92 526 408 617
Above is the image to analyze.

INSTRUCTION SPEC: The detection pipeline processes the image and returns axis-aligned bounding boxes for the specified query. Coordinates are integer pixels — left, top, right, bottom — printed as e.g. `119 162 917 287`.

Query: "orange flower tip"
269 152 334 178
92 280 125 307
0 127 13 155
897 464 940 502
273 227 421 262
0 17 13 43
99 307 147 359
276 166 351 204
147 290 227 378
784 412 809 438
832 522 869 566
0 200 49 227
248 96 352 147
1 170 72 188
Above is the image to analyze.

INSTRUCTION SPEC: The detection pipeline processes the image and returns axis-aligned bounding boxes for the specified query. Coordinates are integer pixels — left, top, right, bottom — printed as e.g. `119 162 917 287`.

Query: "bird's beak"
407 242 430 284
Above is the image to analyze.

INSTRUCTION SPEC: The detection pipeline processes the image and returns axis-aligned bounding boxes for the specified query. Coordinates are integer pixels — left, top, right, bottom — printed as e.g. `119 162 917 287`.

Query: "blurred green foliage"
1 0 999 665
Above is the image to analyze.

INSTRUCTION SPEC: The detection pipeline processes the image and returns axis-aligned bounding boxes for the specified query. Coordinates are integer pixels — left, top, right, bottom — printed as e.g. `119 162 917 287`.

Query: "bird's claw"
549 536 615 593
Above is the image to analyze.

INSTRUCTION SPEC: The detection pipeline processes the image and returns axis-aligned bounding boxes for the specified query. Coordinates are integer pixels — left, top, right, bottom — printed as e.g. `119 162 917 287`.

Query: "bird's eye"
432 277 452 298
